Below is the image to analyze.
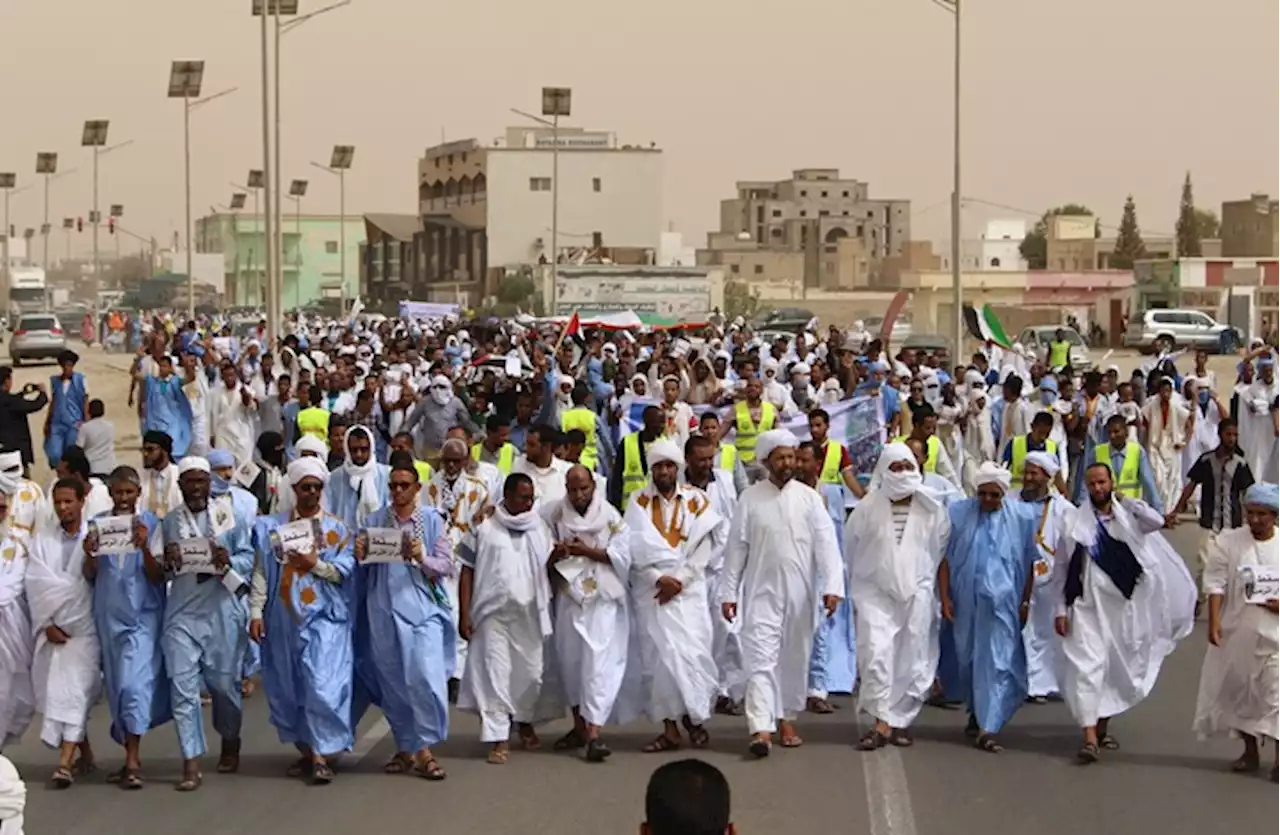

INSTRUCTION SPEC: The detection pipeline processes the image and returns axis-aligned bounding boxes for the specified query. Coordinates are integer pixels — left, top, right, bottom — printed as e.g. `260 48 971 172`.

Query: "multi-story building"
1221 193 1278 257
696 169 910 291
1043 213 1223 271
941 219 1030 271
408 126 663 303
195 212 365 308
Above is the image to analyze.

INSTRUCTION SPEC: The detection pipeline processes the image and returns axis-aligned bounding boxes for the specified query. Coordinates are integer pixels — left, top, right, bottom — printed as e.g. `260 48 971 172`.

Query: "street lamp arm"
309 161 339 177
49 166 82 184
509 107 554 127
191 87 239 111
281 0 352 34
930 0 956 11
100 139 136 158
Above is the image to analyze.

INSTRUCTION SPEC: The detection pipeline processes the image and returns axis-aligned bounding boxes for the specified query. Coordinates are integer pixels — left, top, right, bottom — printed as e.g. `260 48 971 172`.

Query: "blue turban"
1039 375 1059 392
206 449 236 470
1244 482 1279 512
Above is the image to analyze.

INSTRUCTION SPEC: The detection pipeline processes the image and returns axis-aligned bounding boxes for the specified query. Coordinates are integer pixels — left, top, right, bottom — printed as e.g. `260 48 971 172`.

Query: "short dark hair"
60 446 91 480
392 431 415 445
53 476 87 500
1218 417 1238 434
0 366 11 388
1105 413 1128 430
797 439 817 454
388 450 418 481
528 423 559 446
563 428 586 445
503 472 533 498
685 435 716 458
88 398 105 418
485 414 507 433
1085 461 1113 480
57 349 80 366
109 465 141 486
644 759 731 835
1031 412 1054 429
808 408 831 425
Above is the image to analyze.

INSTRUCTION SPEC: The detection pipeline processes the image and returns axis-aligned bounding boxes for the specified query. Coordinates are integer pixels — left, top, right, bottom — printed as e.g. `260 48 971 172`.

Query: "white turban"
762 357 780 374
1024 451 1060 478
791 362 811 376
296 435 328 458
557 374 575 389
288 457 330 486
964 369 985 388
177 456 211 476
647 439 684 469
756 429 797 463
0 451 22 495
974 461 1012 492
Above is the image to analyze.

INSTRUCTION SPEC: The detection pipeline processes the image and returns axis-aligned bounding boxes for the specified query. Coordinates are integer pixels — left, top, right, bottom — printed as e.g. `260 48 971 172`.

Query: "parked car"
1017 325 1092 372
9 313 69 366
865 314 913 345
901 333 950 365
1123 309 1240 354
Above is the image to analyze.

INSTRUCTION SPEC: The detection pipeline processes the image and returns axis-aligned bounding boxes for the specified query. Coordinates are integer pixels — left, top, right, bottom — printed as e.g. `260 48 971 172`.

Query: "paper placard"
363 527 407 564
270 518 319 562
90 515 134 556
176 537 216 575
1243 565 1279 605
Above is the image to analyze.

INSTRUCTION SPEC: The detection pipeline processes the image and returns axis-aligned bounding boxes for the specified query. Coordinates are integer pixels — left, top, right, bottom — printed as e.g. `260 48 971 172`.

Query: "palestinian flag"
963 304 1012 349
560 310 585 351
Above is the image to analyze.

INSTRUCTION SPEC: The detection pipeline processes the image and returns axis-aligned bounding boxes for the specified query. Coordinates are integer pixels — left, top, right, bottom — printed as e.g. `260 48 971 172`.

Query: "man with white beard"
457 473 554 764
208 361 259 467
1051 462 1196 764
0 490 35 751
1013 452 1072 703
617 439 722 754
542 465 631 763
720 430 842 758
683 435 743 716
1193 482 1279 782
845 442 950 750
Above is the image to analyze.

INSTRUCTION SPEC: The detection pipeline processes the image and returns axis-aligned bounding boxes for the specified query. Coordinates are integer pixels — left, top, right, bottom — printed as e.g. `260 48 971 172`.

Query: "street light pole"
81 121 109 317
254 1 279 346
931 0 963 356
311 144 354 313
540 87 572 314
42 174 49 274
0 173 13 316
273 5 283 329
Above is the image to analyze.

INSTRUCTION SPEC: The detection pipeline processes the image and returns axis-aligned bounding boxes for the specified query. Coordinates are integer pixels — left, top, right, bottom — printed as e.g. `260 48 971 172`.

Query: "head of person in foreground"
641 758 735 835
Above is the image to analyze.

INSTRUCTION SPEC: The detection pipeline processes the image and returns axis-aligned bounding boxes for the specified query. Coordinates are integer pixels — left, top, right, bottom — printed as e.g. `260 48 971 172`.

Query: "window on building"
990 257 1001 268
447 154 454 165
842 191 849 198
799 190 807 197
821 191 828 198
461 152 468 163
730 264 740 274
325 241 339 254
753 264 764 275
770 227 782 238
842 210 850 216
799 210 807 218
772 209 781 218
819 210 830 217
529 177 552 191
592 177 602 192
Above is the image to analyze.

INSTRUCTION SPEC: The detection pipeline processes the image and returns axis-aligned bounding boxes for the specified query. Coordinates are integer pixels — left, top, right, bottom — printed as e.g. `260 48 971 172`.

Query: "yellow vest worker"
1096 442 1142 499
471 441 516 475
620 433 655 508
1048 338 1071 370
735 401 776 463
560 407 599 471
297 406 330 444
413 459 434 485
818 440 848 485
893 434 941 473
1009 435 1058 491
717 444 737 472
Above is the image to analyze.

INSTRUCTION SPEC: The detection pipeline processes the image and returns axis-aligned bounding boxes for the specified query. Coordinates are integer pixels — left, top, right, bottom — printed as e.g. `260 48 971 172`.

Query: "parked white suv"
1123 309 1240 355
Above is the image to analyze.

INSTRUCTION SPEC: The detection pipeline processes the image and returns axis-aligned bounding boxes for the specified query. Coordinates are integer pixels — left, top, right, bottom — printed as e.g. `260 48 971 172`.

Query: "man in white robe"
208 361 258 467
0 754 24 835
1193 482 1278 782
1051 461 1196 764
1240 357 1278 479
512 424 571 508
1142 376 1190 513
27 477 100 788
720 430 842 758
1014 452 1072 702
616 439 722 753
0 453 41 546
846 443 949 750
0 490 35 751
542 465 631 763
139 431 183 519
457 473 553 764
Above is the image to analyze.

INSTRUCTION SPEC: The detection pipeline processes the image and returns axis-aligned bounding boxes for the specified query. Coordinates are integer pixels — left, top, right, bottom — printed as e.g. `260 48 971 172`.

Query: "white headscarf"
343 425 382 524
755 429 796 464
429 374 454 406
1024 451 1060 478
296 435 328 459
974 461 1012 492
872 442 923 501
177 456 211 475
647 439 684 469
0 452 22 496
287 456 330 486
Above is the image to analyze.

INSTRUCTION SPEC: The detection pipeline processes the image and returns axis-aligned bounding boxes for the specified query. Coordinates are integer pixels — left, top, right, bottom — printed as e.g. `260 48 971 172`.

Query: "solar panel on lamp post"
35 151 57 282
541 87 571 313
0 172 14 314
311 144 354 312
288 179 308 309
169 60 204 318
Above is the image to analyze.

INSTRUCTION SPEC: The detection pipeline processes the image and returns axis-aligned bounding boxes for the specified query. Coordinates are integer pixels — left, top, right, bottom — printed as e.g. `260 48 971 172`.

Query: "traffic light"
77 217 83 233
108 218 115 235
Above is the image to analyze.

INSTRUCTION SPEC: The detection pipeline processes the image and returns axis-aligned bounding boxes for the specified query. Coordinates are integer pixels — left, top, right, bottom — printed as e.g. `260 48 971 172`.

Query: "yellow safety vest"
819 441 845 485
717 444 737 472
1009 435 1058 491
1048 340 1071 369
735 401 776 463
893 434 941 474
297 407 330 443
413 460 434 485
1096 442 1142 499
471 442 516 475
621 433 649 508
560 407 599 470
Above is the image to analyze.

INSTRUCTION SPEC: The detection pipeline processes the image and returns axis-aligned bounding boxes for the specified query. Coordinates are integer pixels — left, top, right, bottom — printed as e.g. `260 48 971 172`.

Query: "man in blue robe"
355 452 454 780
938 461 1038 753
151 456 253 791
141 355 194 460
209 448 262 691
43 350 89 467
250 456 355 785
83 466 170 789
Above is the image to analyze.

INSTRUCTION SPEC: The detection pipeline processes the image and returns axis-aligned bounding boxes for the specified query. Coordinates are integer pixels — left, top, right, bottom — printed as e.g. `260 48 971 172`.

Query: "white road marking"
350 716 391 764
857 715 920 835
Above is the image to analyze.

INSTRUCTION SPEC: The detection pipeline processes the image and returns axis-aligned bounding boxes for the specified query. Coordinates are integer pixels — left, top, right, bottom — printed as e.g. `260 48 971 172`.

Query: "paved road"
2 343 1273 835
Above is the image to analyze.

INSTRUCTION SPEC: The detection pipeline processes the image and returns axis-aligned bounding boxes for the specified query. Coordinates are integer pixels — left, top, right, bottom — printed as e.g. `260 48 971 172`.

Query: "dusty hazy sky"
1 0 1276 258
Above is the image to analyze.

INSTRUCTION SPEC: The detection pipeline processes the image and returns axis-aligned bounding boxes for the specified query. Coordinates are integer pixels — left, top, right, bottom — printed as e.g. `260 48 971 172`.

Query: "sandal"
889 729 913 748
106 766 128 784
383 752 414 774
122 769 145 790
857 729 890 751
553 730 586 751
641 734 682 753
975 734 1004 754
806 696 835 715
585 738 612 763
1230 755 1260 774
216 753 240 774
517 728 541 751
748 738 771 759
413 754 446 782
684 723 711 750
71 755 96 776
51 766 74 789
964 715 980 739
715 696 744 716
174 773 202 792
487 747 510 765
1099 735 1120 751
285 756 310 778
1077 742 1100 764
311 761 335 785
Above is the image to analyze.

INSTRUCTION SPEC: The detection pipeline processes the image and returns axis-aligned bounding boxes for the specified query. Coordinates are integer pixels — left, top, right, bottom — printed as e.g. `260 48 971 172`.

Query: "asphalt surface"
2 342 1274 835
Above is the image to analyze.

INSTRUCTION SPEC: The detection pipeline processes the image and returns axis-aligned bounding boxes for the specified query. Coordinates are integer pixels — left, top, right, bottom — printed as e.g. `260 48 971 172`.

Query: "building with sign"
539 264 724 326
1132 257 1278 344
415 126 663 302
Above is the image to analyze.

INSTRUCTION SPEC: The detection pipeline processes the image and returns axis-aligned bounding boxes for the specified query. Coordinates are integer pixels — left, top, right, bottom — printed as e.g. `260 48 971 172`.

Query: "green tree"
1175 172 1202 257
723 278 765 320
1111 195 1147 270
1194 208 1220 240
1020 204 1095 269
